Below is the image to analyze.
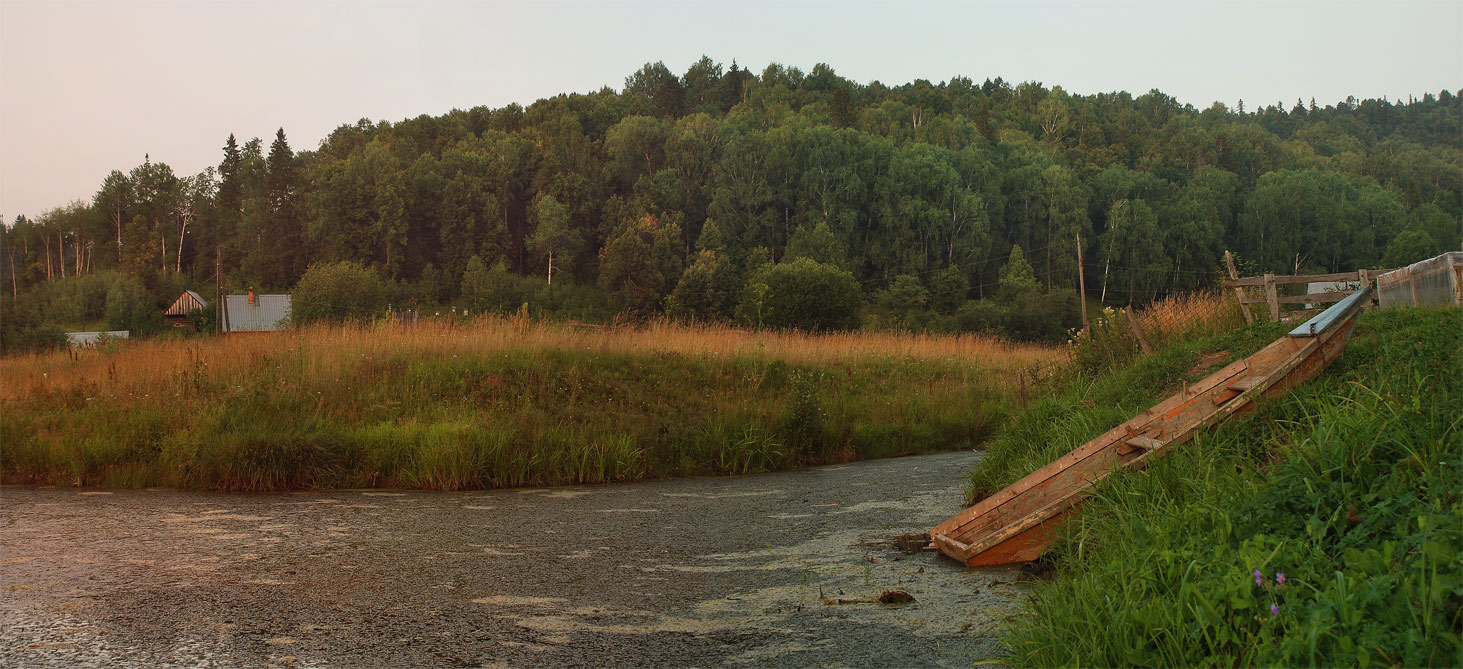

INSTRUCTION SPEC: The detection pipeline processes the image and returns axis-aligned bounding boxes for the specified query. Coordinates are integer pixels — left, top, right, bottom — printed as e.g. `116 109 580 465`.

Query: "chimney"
248 287 256 305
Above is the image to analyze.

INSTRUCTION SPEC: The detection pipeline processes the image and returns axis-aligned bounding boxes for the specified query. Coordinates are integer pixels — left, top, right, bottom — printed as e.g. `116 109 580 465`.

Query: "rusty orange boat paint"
931 287 1373 568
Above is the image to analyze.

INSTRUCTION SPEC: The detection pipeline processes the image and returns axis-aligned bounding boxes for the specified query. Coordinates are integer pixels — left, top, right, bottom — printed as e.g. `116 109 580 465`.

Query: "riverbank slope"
970 307 1461 666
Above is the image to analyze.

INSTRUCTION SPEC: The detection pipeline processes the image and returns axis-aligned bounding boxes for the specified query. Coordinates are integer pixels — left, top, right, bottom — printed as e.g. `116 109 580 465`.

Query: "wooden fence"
1223 251 1388 324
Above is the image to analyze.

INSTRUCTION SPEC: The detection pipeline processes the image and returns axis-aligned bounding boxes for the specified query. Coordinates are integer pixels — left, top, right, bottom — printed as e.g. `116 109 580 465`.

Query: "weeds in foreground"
1069 291 1247 374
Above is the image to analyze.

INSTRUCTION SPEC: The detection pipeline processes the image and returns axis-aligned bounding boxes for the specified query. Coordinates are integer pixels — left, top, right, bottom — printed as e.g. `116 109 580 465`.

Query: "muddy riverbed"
1 450 1029 667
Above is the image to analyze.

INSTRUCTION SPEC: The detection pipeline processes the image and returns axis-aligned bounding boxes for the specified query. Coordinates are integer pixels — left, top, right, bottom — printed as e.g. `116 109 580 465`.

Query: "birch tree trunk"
115 200 124 262
176 210 189 274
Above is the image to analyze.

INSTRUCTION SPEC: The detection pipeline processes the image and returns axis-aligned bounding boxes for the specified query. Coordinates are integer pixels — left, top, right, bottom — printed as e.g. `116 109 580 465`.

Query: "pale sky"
2 0 1459 220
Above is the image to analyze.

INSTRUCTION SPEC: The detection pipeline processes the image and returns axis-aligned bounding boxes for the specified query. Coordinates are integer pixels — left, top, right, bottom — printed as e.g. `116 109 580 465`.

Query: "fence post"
1018 371 1028 410
1263 273 1280 322
1225 251 1254 325
1125 305 1154 355
1357 268 1373 310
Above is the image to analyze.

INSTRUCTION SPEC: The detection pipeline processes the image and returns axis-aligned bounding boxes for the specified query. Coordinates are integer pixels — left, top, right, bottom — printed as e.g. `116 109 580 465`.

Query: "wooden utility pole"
215 246 223 334
1076 232 1089 333
1225 251 1254 325
216 246 230 335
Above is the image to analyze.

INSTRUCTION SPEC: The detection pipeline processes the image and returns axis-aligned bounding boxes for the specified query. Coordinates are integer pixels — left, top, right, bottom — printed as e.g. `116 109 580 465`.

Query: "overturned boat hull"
931 287 1373 568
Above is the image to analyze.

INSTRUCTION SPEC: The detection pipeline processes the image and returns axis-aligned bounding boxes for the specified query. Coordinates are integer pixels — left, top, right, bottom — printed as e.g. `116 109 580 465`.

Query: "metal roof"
222 294 292 332
65 331 130 347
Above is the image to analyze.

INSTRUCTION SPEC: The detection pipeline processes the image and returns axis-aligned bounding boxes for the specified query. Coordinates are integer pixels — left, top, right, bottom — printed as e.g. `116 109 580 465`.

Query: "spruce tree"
261 128 304 288
216 134 243 254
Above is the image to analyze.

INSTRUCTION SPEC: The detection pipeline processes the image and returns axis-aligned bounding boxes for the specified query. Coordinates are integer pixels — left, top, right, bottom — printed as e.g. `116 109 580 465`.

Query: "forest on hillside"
2 58 1459 349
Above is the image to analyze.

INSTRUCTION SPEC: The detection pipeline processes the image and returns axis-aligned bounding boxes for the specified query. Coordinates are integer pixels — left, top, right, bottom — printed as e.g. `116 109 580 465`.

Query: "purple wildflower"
1270 603 1280 616
1275 572 1286 585
1253 569 1263 587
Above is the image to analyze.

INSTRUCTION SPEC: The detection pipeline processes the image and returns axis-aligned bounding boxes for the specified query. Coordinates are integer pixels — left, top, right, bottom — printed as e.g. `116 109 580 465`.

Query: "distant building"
163 290 208 326
1303 280 1359 310
65 331 129 348
222 288 291 332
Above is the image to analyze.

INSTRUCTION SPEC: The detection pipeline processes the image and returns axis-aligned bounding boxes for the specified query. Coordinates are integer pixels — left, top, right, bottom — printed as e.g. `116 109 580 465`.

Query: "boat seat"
1123 436 1162 451
1227 376 1261 392
1213 375 1264 405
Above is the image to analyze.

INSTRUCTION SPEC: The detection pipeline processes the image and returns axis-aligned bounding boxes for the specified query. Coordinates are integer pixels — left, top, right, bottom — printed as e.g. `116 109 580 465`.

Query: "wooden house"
164 290 208 326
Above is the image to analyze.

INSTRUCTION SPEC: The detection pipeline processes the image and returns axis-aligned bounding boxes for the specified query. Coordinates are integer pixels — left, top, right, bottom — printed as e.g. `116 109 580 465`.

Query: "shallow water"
1 450 1028 667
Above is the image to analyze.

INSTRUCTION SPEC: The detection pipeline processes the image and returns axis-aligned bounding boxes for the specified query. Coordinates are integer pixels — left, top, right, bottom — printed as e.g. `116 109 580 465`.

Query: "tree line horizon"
2 57 1458 342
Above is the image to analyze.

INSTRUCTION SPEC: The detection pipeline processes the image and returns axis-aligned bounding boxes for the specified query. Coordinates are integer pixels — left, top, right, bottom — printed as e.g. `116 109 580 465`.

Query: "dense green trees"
2 58 1459 347
598 215 683 312
665 250 739 322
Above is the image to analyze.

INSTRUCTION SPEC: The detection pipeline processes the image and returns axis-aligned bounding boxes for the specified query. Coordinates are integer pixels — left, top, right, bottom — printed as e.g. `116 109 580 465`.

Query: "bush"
530 282 613 323
104 273 164 336
737 258 862 331
1069 306 1140 373
461 256 531 315
32 271 117 326
782 370 826 459
950 299 1009 335
291 260 388 325
665 250 740 322
1 293 55 354
927 266 970 315
1008 290 1083 343
868 274 930 328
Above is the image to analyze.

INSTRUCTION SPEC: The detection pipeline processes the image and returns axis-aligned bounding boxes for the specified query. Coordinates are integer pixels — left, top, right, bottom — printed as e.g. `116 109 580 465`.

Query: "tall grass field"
1 316 1061 490
972 307 1461 666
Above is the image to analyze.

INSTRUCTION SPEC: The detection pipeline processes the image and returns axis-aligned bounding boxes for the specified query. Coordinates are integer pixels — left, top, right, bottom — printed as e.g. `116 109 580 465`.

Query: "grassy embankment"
1 317 1060 490
970 307 1461 666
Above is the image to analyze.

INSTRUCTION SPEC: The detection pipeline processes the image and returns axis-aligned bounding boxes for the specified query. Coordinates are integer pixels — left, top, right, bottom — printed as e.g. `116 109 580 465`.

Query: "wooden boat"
930 286 1374 567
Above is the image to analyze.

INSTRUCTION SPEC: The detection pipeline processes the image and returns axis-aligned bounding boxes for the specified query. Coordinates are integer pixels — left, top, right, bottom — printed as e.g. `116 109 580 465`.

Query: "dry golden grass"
1 316 1064 403
1135 291 1248 346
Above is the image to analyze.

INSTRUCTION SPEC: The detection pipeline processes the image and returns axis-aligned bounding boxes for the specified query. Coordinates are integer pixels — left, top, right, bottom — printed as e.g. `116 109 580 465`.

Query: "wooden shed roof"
164 290 208 317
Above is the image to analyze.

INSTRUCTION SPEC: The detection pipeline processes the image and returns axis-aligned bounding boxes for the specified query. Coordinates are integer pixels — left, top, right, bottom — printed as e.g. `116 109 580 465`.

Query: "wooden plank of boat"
930 287 1373 568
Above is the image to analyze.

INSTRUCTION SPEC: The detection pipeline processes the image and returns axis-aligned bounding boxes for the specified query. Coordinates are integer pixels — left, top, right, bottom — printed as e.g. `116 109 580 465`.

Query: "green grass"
3 346 1014 491
969 308 1462 666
